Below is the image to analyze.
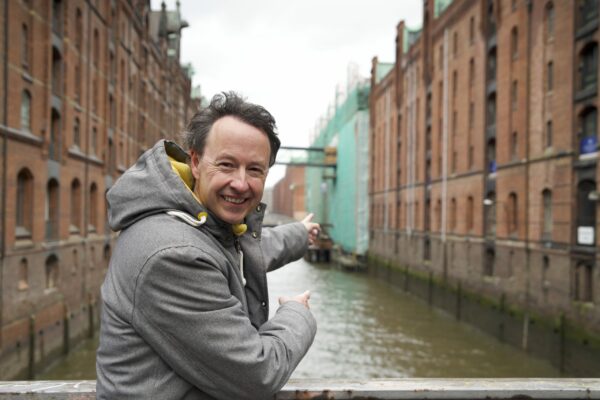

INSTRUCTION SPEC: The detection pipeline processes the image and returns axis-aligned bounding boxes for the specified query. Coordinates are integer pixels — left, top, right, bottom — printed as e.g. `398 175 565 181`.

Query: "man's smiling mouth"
223 195 246 204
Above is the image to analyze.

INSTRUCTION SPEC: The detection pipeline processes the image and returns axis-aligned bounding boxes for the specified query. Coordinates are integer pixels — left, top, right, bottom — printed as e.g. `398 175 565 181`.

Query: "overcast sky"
152 0 422 185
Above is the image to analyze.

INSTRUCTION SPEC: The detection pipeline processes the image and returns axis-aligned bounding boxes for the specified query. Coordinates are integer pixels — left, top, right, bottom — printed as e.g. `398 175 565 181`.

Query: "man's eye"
249 168 265 176
218 162 234 169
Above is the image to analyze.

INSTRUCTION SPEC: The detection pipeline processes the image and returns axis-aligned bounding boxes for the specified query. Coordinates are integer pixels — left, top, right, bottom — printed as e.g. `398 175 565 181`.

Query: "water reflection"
268 259 559 379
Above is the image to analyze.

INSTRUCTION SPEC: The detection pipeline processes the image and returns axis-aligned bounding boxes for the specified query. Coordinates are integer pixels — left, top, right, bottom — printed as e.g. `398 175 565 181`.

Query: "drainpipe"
0 0 10 347
441 29 449 279
522 0 533 351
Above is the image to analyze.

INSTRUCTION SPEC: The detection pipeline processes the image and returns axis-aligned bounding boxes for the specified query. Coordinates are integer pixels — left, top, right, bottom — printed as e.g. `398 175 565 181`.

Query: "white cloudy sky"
152 0 422 185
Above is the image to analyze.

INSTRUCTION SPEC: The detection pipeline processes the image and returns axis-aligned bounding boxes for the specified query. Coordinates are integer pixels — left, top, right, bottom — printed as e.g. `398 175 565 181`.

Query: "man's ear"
190 150 201 180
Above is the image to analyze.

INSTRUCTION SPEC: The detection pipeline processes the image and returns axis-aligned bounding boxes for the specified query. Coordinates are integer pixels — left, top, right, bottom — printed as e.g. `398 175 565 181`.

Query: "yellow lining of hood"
168 156 247 236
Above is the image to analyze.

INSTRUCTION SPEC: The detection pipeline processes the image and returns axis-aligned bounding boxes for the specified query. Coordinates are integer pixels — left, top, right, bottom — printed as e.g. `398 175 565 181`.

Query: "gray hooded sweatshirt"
96 140 316 400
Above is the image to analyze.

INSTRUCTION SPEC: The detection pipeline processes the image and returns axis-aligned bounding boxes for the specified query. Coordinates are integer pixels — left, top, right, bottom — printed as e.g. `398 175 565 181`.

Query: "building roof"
375 63 394 84
434 0 454 18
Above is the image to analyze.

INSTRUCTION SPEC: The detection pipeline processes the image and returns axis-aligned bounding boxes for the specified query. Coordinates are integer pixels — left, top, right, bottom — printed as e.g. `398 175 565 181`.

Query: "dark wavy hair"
183 91 280 166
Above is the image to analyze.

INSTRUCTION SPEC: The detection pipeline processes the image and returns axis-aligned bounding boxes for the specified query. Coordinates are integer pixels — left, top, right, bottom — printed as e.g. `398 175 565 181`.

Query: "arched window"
546 2 555 39
21 90 31 132
542 189 553 241
52 0 63 35
16 168 33 238
21 24 29 67
46 179 60 240
487 47 497 79
511 80 518 110
469 16 475 44
18 258 28 290
89 183 98 231
45 254 59 289
546 120 553 148
579 42 598 93
469 58 475 87
70 179 81 233
507 192 518 234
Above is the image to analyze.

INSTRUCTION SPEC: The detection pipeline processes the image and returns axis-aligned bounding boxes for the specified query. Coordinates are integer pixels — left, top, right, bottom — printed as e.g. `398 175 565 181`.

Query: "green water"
39 259 559 379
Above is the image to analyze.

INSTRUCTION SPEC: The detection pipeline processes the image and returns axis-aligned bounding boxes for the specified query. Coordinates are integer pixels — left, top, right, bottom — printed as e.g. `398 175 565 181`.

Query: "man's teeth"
223 196 245 204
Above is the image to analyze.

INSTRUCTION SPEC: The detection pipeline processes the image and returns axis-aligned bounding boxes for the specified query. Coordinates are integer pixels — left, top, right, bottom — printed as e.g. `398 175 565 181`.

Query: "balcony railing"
0 379 599 399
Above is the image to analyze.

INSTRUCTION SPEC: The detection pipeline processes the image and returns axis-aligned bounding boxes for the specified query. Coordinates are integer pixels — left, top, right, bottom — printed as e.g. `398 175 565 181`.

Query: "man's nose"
230 168 249 191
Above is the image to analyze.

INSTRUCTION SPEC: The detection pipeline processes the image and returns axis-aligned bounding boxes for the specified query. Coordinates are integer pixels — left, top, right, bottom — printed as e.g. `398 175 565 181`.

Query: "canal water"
38 258 559 380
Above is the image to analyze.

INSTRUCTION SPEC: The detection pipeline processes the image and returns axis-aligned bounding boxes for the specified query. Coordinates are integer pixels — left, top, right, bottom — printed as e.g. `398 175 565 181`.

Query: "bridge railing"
0 379 599 399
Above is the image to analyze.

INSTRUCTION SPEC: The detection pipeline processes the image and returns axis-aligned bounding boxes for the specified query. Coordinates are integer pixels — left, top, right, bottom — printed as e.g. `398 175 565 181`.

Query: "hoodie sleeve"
132 245 316 400
260 222 309 272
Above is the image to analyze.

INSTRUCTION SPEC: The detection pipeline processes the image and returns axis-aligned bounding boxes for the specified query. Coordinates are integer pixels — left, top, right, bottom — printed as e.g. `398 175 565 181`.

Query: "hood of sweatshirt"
106 140 253 243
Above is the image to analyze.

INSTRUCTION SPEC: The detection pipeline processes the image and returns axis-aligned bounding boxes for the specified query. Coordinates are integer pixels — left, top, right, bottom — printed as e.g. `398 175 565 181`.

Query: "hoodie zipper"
234 238 246 286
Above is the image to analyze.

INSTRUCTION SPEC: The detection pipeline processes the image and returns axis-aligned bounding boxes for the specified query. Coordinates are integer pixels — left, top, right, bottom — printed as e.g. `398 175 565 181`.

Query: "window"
487 138 496 173
507 192 518 234
16 168 33 237
511 132 518 159
469 16 475 45
467 196 474 232
70 179 81 233
21 24 29 68
18 258 28 290
574 262 594 302
546 120 553 148
452 70 458 99
487 48 497 79
52 0 63 35
75 63 81 102
542 189 552 241
469 58 475 87
46 179 60 240
547 61 553 92
45 255 59 289
579 43 598 93
450 198 457 231
73 117 80 148
91 127 97 155
453 31 458 57
484 248 495 276
93 29 99 67
546 2 555 39
89 183 98 231
576 180 596 246
75 8 83 50
49 110 60 161
581 107 597 139
469 102 474 129
578 0 599 29
511 80 518 111
52 48 62 96
20 90 31 132
487 93 496 126
485 191 496 237
511 27 518 59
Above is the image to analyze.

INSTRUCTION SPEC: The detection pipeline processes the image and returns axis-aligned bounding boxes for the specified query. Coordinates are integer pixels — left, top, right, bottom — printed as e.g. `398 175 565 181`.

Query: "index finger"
301 213 314 223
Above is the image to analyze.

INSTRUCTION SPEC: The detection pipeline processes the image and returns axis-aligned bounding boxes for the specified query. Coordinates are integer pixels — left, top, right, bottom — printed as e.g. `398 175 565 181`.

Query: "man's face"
190 116 270 225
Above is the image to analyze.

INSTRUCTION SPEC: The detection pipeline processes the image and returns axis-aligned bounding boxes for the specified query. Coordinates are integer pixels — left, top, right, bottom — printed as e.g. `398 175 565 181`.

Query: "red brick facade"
370 0 600 336
271 166 307 220
0 0 197 378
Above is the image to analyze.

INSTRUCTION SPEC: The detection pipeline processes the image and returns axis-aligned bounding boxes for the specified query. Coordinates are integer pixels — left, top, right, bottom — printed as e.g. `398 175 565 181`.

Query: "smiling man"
96 92 318 400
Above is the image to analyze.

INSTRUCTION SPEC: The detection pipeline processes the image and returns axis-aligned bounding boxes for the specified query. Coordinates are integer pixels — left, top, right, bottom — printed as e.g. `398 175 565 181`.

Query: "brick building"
271 166 306 221
0 0 198 379
369 0 600 357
